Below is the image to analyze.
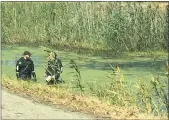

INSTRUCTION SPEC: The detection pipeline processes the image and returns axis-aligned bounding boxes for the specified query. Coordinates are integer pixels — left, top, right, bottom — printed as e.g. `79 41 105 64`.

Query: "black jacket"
16 57 35 76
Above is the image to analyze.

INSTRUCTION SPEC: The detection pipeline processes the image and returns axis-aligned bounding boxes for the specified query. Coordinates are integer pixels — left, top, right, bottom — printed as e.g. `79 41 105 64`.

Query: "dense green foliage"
2 2 168 52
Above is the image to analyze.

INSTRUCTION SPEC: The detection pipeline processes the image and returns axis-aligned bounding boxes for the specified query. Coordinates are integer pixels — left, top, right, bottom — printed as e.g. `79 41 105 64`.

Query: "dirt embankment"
2 89 95 119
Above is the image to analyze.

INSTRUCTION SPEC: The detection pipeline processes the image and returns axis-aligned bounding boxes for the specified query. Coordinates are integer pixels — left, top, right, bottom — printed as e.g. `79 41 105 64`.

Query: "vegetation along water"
2 2 168 118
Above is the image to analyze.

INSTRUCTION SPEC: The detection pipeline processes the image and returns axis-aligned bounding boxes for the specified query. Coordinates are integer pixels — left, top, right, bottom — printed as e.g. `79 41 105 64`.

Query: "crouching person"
16 51 36 81
45 51 64 85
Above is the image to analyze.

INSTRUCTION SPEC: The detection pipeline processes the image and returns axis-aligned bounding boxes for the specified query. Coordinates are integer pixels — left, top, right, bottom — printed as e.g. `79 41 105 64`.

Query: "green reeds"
70 59 84 94
89 63 168 116
2 2 167 52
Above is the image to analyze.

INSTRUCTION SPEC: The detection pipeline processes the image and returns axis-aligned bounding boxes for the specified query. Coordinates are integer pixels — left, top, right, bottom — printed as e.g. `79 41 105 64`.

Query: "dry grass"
2 75 166 119
2 2 167 52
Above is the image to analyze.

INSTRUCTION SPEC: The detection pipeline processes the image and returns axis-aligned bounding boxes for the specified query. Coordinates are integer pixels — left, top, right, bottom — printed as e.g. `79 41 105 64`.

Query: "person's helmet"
23 51 31 56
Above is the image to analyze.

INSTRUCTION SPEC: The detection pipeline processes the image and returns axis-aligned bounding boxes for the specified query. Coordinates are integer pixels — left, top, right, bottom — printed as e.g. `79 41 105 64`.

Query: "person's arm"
45 61 52 76
16 60 21 79
31 61 36 81
58 58 63 73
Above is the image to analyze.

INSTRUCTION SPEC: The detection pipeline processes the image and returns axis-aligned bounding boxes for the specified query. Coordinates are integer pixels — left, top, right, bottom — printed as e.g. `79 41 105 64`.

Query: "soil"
2 89 95 119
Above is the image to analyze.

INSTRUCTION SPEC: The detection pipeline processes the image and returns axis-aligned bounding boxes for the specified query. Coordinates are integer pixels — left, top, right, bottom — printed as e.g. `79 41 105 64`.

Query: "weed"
69 59 84 94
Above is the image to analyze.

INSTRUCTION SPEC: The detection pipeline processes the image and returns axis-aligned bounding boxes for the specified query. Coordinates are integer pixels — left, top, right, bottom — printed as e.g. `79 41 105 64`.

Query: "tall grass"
69 59 84 94
3 75 164 119
135 73 168 116
89 63 168 116
2 2 168 52
66 59 168 116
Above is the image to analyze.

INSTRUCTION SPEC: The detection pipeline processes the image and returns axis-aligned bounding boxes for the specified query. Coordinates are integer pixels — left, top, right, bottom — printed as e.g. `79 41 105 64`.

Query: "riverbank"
2 75 167 119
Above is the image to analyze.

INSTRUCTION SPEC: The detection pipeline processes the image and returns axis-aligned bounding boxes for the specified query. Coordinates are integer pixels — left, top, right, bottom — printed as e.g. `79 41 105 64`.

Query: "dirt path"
2 89 95 119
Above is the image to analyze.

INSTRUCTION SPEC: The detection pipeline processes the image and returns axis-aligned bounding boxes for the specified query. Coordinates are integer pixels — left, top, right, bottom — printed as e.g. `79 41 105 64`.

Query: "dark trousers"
20 74 31 80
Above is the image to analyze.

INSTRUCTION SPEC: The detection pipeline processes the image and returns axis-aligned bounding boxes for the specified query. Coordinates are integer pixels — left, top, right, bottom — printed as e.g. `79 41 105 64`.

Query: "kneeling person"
45 51 63 85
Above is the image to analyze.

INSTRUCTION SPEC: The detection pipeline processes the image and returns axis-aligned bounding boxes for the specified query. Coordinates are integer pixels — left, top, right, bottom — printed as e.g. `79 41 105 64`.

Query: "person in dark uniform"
16 51 36 81
45 51 64 84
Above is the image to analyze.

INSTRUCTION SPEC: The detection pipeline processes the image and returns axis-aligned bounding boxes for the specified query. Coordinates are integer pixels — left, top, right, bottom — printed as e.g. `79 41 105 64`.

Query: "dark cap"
23 51 31 56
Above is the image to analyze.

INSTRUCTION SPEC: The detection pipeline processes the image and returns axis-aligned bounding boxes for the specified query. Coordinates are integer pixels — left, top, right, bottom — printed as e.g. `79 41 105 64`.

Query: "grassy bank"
2 75 167 119
2 2 168 52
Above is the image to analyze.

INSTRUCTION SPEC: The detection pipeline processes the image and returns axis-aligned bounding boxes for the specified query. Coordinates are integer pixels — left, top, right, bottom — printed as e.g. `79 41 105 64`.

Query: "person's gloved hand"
46 76 52 82
16 72 20 79
32 71 37 82
60 67 63 73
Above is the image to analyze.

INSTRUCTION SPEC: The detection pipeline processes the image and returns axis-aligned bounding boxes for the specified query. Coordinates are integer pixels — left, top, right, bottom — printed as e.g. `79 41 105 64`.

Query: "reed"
2 2 168 52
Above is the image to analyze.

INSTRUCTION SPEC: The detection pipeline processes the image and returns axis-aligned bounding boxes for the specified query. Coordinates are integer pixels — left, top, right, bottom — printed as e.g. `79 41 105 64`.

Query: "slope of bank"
2 89 95 119
2 75 166 119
